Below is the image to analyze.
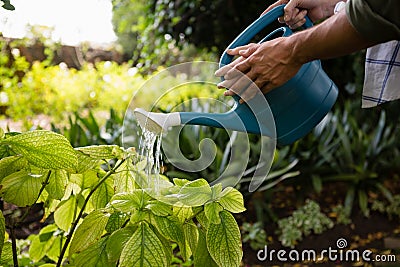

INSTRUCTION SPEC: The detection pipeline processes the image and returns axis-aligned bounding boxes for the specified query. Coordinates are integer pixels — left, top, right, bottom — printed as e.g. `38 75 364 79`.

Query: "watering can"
134 5 338 145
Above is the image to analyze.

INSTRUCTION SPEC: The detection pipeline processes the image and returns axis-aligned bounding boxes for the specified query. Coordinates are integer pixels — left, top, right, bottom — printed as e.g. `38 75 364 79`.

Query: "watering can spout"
134 103 275 138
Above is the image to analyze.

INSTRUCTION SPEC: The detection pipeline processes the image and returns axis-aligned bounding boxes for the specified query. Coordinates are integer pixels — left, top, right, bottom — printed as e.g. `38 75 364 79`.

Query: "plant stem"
18 170 52 226
9 226 18 267
7 170 52 267
56 159 126 267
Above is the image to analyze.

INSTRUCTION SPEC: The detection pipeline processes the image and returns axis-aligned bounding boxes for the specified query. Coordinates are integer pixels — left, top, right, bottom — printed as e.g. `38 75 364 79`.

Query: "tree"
111 0 274 70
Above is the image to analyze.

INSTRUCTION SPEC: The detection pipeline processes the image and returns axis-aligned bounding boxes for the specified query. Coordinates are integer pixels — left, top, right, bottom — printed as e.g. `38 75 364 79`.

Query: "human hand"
215 37 304 103
262 0 339 29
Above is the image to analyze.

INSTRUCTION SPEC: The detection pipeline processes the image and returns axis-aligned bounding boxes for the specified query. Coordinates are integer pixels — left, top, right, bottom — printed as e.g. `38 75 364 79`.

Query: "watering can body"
178 5 338 145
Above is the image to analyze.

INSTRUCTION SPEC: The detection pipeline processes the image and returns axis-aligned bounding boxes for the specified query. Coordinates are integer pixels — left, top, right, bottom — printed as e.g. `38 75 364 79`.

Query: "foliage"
0 128 246 267
0 51 143 120
111 0 271 71
51 109 124 147
372 194 400 220
283 100 400 218
276 200 334 248
241 222 268 250
1 0 14 10
331 204 352 225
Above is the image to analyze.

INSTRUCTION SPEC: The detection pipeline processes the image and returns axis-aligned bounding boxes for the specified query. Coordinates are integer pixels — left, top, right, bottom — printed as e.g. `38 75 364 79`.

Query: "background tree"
111 0 274 70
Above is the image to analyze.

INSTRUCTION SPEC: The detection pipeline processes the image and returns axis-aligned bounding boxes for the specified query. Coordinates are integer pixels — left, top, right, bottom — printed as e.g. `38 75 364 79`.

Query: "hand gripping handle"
218 4 313 67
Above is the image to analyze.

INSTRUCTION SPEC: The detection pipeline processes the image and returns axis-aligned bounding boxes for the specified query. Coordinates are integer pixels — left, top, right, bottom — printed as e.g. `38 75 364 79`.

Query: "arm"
216 10 376 101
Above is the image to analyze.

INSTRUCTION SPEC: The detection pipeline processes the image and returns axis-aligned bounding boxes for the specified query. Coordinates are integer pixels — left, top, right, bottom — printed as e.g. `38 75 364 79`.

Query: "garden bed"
241 178 400 267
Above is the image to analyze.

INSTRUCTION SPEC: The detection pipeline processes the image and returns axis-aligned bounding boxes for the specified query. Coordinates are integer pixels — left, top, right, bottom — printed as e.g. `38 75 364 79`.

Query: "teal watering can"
134 5 338 145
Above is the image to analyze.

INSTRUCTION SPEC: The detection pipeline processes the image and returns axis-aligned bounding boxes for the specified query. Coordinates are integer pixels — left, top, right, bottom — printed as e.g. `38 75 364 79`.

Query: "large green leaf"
0 155 28 182
0 241 13 266
206 211 242 267
218 187 246 213
91 179 114 209
119 222 170 267
153 215 184 244
28 224 58 262
114 160 137 193
193 229 218 267
105 212 129 233
54 195 77 231
70 210 110 255
46 170 68 200
0 170 44 206
70 170 98 191
178 179 212 206
46 236 63 263
106 226 136 263
204 202 223 224
75 151 100 174
75 145 124 160
172 205 193 223
184 222 199 254
1 130 77 170
110 190 152 212
145 200 172 216
73 236 114 267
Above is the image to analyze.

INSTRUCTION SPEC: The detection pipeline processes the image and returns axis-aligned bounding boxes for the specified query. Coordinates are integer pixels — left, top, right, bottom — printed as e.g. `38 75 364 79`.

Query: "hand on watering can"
263 0 342 29
215 38 304 103
215 0 344 103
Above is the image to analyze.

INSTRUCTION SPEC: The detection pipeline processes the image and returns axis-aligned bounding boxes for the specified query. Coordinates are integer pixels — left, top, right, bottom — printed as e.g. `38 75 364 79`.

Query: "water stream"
138 127 163 192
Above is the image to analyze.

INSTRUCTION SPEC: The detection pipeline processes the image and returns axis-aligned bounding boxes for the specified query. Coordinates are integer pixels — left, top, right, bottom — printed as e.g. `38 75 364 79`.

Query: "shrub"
0 128 246 266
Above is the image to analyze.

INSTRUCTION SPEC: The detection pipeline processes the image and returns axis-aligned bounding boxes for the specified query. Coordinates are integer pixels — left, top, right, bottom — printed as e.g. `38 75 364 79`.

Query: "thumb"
283 0 299 21
261 0 288 16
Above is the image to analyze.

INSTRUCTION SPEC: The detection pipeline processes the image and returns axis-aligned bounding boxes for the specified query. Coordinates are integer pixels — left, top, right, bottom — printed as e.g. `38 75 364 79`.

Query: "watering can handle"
219 4 313 68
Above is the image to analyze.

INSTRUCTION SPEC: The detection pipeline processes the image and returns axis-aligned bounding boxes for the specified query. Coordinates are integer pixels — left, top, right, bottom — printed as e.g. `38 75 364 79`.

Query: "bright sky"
0 0 117 45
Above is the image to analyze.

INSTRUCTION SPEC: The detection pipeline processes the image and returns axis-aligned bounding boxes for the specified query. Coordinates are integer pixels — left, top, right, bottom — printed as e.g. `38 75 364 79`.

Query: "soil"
239 179 400 267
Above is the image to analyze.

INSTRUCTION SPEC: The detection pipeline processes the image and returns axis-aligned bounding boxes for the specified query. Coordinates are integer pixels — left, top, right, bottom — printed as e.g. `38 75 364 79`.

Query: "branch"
56 159 126 267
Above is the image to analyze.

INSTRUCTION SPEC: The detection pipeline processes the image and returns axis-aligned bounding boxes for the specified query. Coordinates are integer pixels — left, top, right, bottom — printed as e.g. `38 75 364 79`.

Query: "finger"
238 80 263 103
226 73 257 96
217 76 241 90
214 56 245 77
283 0 300 22
285 7 300 24
238 44 258 58
289 18 307 29
261 80 280 94
287 9 308 29
261 0 288 16
223 61 249 80
226 44 253 55
215 64 233 77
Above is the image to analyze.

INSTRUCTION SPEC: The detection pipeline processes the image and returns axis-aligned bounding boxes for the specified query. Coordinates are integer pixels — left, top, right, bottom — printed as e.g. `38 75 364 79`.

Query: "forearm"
290 10 376 64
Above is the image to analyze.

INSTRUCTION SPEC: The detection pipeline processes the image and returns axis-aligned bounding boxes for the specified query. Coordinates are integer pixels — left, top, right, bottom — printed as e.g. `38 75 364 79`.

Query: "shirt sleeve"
345 0 400 43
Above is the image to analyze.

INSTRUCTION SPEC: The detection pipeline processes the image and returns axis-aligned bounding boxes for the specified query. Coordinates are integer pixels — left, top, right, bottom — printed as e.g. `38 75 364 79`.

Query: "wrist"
323 0 346 17
285 33 311 66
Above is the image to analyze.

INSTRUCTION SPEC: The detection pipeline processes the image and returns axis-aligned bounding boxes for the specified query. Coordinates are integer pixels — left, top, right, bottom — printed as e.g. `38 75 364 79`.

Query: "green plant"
0 128 246 267
241 222 267 250
331 204 352 225
276 200 334 248
322 105 398 217
372 194 400 220
51 108 124 147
